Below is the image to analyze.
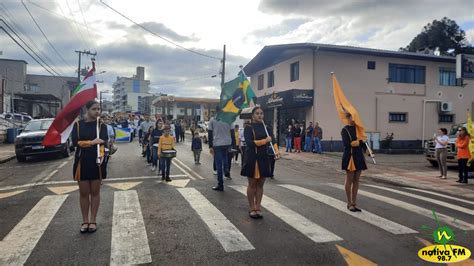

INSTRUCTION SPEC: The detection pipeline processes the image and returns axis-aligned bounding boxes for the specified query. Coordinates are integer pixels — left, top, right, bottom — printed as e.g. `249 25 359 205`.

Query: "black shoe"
166 177 172 182
161 176 165 181
212 186 224 191
461 179 468 184
456 179 462 183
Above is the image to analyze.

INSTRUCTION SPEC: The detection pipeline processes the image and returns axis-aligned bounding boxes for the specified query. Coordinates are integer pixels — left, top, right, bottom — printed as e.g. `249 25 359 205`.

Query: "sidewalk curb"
0 154 16 164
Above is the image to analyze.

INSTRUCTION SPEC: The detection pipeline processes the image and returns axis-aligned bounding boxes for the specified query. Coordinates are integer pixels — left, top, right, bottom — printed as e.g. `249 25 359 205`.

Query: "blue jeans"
304 136 313 152
152 146 162 171
214 145 229 188
285 137 292 152
160 157 171 178
313 137 322 153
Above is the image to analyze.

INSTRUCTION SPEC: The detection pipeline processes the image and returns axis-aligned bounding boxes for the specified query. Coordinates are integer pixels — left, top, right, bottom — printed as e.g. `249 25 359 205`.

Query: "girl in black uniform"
72 100 108 233
341 113 367 212
241 107 279 219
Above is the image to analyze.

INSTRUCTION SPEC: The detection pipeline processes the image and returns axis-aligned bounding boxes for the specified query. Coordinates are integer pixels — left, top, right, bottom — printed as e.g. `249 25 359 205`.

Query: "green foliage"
400 17 474 55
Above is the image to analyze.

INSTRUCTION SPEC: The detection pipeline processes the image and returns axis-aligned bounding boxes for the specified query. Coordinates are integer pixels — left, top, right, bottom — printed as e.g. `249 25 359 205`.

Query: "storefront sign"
258 89 313 109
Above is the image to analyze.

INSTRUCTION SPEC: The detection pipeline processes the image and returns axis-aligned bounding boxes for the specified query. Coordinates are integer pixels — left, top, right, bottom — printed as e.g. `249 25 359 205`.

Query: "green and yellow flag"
217 71 256 124
466 112 474 166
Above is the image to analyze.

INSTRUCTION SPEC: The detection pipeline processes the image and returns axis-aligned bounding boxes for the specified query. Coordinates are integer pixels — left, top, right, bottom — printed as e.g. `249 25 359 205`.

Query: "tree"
400 17 474 56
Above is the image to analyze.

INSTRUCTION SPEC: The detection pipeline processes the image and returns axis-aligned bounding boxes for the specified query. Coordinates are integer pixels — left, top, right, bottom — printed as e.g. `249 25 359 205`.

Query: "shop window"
257 74 264 90
290 62 299 82
389 112 407 122
388 63 425 84
439 114 454 123
367 61 376 70
439 68 461 86
267 71 274 88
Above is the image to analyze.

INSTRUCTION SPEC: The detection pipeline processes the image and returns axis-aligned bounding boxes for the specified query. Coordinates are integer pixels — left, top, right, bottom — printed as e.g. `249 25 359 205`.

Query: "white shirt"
435 135 449 149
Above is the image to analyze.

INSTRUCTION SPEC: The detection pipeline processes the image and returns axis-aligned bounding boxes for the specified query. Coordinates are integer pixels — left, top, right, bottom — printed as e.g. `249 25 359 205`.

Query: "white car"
197 121 209 131
1 112 33 124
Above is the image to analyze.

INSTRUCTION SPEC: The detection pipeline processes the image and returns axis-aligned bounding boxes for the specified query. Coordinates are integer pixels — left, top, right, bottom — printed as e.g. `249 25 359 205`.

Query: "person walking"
341 113 367 212
140 114 154 157
208 106 232 191
174 121 181 143
241 107 278 219
150 120 164 172
293 123 302 153
434 128 449 179
72 100 108 233
456 127 470 184
158 125 175 182
305 122 314 152
313 122 323 153
191 132 202 164
285 125 293 153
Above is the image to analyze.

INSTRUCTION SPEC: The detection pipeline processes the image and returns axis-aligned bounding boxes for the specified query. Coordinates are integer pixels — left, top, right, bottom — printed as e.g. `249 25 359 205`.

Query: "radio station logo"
418 210 471 263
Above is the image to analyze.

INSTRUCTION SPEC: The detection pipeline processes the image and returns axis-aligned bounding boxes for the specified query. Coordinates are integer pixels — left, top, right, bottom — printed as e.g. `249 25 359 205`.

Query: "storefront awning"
257 89 313 109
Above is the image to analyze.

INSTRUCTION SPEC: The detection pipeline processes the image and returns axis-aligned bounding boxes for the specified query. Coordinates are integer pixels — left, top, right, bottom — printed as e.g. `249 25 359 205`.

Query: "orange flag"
332 73 367 141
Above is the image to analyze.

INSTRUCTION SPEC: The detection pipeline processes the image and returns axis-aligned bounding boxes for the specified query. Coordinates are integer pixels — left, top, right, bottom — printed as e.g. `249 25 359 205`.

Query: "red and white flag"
42 60 97 146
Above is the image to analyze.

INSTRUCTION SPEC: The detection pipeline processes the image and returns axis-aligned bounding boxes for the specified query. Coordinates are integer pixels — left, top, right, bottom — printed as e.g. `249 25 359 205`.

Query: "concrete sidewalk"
0 144 15 164
281 151 474 200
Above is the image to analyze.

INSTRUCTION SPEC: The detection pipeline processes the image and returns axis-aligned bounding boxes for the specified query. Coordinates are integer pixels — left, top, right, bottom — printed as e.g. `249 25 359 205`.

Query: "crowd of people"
284 120 323 153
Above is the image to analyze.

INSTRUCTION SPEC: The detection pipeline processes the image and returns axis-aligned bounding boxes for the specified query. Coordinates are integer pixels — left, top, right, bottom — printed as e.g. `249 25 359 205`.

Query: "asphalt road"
0 139 472 265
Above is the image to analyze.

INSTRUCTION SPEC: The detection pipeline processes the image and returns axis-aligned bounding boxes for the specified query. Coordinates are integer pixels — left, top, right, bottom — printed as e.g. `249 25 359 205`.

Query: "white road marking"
177 188 254 252
173 158 206 180
365 184 473 215
404 187 474 205
57 161 68 169
0 195 67 265
279 184 417 235
0 175 189 192
230 185 342 243
41 169 58 183
172 161 196 180
110 190 152 265
328 183 474 230
0 190 27 199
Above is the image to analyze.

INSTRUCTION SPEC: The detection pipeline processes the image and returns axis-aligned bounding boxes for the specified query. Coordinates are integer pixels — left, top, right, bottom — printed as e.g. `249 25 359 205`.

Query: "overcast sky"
1 0 473 100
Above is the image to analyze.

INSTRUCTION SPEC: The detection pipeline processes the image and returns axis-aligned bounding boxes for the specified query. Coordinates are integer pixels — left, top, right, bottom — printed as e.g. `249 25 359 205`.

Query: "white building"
112 66 152 112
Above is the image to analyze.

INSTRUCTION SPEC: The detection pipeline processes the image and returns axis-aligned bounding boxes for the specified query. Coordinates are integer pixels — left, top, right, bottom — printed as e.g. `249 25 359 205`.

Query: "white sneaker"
213 170 217 175
151 166 156 171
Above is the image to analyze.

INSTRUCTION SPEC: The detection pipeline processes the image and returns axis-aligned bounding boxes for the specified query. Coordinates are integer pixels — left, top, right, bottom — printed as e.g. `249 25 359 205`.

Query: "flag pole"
240 65 278 158
96 116 101 165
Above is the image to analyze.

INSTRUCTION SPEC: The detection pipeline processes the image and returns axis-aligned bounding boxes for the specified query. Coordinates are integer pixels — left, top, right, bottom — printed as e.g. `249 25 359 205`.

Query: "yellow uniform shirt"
158 135 175 156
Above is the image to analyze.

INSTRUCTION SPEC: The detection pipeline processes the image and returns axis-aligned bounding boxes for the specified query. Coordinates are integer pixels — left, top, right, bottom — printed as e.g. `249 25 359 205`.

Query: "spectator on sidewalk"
455 127 470 184
313 122 323 153
292 123 302 153
285 125 293 153
305 122 314 152
434 128 449 179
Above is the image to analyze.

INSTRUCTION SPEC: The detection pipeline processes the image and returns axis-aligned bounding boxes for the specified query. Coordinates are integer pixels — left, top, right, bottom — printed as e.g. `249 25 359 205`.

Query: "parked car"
424 122 474 169
0 112 33 124
15 118 71 162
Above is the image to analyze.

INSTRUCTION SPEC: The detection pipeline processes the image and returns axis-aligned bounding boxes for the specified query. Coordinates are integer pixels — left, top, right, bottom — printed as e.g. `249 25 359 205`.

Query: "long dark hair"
85 100 99 109
460 127 471 137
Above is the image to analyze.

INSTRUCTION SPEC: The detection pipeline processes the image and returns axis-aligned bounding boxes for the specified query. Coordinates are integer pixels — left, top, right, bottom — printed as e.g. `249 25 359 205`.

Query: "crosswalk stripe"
0 195 68 265
177 188 254 252
110 190 152 265
327 183 474 231
0 190 26 199
365 185 473 215
106 182 142 191
279 184 417 235
173 158 206 180
404 187 474 205
230 185 343 243
47 185 78 195
172 161 196 180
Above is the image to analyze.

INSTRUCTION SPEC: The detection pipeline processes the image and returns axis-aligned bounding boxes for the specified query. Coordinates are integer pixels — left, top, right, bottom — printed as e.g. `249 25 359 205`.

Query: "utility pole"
221 44 226 87
74 50 97 92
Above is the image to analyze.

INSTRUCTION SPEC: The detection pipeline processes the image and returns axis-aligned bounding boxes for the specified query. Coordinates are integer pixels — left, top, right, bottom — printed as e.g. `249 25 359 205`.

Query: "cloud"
249 18 311 38
135 22 199 42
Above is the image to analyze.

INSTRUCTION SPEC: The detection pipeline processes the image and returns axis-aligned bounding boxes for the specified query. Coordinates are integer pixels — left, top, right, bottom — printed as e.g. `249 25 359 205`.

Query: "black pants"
458 159 469 181
161 157 172 178
146 144 152 163
269 156 276 177
240 147 246 165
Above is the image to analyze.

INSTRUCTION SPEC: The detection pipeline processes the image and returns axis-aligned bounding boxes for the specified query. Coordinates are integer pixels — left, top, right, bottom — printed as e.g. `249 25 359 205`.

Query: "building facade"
112 66 152 112
152 95 219 121
244 43 474 150
1 58 76 117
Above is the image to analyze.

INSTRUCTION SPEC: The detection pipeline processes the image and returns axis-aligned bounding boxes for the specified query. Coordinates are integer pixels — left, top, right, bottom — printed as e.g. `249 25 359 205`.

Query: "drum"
153 143 159 147
161 149 177 158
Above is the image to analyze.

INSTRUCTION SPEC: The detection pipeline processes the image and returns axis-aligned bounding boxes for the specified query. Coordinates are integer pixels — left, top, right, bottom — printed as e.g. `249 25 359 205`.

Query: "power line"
0 4 70 75
64 0 89 50
0 18 65 78
0 26 60 77
99 0 221 60
20 0 76 71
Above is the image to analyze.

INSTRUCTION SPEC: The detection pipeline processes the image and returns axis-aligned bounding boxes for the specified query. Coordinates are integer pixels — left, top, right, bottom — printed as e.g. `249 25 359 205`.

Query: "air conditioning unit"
439 101 452 112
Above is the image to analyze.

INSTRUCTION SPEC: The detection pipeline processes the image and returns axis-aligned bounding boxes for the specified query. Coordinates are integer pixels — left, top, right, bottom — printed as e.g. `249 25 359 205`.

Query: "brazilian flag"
217 71 256 124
